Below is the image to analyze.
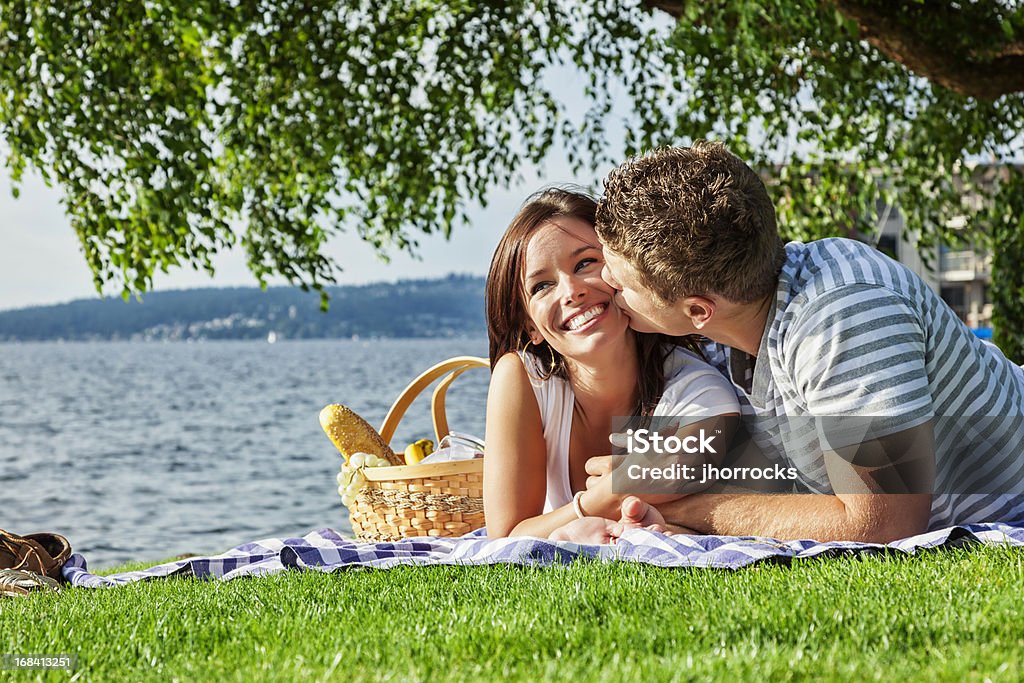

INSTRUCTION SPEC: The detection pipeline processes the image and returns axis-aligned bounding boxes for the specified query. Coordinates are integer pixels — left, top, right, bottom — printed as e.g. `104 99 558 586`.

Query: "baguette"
318 404 402 466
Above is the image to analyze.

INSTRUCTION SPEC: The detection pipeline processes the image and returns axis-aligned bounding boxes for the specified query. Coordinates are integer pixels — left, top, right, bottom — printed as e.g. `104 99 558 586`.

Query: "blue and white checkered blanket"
62 523 1024 588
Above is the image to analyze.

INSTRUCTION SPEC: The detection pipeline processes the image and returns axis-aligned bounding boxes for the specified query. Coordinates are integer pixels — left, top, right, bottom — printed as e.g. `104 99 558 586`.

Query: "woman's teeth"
566 304 606 331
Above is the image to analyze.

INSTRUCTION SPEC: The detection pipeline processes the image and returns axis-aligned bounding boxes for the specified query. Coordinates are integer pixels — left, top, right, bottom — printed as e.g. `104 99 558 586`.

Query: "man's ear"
679 295 716 330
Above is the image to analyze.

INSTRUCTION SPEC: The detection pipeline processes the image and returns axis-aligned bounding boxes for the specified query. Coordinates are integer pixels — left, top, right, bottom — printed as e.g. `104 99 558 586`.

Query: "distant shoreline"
0 275 487 342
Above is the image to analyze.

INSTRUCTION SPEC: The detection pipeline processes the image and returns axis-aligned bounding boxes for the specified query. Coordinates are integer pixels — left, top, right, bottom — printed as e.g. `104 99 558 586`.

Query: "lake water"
0 339 490 568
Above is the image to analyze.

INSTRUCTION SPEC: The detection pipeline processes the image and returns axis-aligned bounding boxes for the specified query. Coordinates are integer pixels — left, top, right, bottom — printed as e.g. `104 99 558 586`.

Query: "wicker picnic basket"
346 356 488 542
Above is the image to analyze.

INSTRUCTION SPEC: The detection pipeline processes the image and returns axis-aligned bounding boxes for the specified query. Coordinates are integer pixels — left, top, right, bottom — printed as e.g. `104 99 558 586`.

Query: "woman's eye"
530 281 551 295
576 258 598 272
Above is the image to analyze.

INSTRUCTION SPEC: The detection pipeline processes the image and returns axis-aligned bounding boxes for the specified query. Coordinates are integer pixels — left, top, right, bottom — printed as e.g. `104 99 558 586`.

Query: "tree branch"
646 0 1024 100
832 0 1024 101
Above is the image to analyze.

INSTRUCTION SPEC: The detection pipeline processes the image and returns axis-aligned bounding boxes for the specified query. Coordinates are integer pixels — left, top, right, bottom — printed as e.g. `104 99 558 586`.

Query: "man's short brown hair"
595 141 785 304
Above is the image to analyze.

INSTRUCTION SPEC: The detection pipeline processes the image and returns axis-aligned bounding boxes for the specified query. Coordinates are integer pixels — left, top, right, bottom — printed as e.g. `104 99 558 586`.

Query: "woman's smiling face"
521 217 629 360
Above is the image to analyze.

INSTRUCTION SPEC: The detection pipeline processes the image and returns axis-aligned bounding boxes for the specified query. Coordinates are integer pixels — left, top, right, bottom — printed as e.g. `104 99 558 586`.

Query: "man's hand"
619 496 700 535
619 495 666 528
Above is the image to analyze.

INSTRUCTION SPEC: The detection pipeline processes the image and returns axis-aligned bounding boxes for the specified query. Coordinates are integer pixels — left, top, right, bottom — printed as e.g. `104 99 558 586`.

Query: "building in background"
767 165 998 335
872 186 993 335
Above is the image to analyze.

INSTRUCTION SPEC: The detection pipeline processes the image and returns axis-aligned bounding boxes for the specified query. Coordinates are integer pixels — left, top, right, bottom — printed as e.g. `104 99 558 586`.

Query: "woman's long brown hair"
484 187 701 417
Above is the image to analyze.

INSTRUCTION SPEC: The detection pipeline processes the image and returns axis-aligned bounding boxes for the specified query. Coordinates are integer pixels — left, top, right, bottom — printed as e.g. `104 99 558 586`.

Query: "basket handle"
379 356 489 445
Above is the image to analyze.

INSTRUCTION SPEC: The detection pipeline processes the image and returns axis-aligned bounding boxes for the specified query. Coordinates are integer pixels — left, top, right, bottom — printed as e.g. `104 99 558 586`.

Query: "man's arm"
659 421 936 542
656 491 931 543
600 421 936 542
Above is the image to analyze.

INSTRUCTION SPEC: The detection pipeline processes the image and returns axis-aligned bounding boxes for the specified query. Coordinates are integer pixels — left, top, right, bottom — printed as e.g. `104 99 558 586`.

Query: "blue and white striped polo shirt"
704 238 1024 529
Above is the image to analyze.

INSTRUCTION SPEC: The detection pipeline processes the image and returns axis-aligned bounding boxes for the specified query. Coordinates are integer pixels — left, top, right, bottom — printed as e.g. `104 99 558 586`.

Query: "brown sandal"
0 568 61 597
0 529 72 581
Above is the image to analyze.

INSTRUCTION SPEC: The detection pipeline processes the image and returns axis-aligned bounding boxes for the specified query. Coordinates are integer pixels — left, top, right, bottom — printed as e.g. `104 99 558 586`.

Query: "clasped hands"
550 455 685 545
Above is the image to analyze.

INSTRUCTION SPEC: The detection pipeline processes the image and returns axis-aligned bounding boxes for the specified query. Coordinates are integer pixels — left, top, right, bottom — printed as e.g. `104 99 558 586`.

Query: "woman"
483 188 740 539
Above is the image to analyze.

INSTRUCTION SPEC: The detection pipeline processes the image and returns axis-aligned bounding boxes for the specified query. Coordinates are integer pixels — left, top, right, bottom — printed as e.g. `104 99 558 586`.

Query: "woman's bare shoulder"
492 351 529 382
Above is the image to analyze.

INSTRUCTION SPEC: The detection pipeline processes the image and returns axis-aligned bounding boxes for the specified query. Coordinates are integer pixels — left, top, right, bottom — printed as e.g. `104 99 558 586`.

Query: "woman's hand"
550 517 620 544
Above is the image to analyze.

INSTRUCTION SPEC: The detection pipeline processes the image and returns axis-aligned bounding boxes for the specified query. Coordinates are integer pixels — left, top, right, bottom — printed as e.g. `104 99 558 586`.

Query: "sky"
0 67 626 312
0 155 596 311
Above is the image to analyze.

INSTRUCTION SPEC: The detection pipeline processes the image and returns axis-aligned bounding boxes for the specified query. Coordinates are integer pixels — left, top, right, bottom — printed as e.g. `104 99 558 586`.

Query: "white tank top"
520 348 741 513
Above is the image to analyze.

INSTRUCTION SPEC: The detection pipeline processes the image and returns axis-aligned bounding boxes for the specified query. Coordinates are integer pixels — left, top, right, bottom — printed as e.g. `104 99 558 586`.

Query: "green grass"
3 546 1024 681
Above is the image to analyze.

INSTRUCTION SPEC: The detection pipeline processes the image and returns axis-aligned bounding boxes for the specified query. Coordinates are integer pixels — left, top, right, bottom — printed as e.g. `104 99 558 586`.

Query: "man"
590 141 1024 542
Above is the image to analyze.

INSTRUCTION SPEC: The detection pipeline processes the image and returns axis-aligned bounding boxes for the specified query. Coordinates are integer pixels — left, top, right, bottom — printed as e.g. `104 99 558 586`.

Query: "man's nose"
601 265 618 289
